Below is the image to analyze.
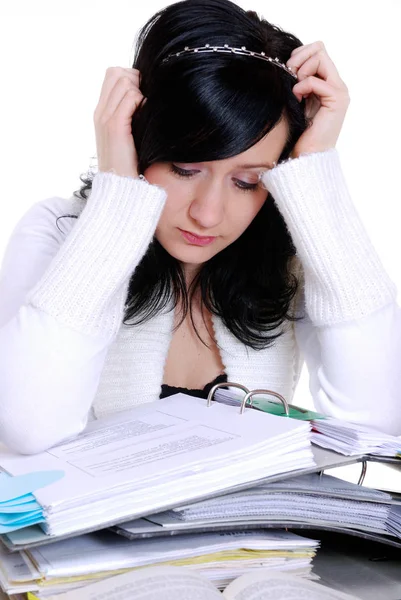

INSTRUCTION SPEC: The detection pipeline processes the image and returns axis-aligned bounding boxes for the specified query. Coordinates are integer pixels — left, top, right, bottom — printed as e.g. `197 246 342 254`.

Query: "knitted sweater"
0 149 400 454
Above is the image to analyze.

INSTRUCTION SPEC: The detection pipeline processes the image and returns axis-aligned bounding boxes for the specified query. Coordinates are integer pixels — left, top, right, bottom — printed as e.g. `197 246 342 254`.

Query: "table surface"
310 532 401 600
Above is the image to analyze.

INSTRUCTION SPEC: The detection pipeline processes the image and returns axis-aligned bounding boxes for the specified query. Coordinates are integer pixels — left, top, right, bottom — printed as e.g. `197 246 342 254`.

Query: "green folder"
249 397 326 420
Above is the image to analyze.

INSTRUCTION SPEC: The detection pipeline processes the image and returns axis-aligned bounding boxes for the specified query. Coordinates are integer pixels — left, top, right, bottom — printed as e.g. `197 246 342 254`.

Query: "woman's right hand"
93 67 145 179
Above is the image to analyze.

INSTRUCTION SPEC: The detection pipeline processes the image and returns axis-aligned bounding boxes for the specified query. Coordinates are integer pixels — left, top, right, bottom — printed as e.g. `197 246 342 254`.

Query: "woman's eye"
234 180 259 192
169 164 259 192
169 164 197 178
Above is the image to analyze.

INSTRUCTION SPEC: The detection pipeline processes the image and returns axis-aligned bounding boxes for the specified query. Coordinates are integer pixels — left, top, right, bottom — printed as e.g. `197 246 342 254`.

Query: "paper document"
25 565 360 600
0 394 314 538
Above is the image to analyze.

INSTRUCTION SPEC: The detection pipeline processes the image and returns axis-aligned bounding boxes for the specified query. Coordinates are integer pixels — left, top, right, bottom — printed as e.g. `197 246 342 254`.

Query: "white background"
0 0 400 411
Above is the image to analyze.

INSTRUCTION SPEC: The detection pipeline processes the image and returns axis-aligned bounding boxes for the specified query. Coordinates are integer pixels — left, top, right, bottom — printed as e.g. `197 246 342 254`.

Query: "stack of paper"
0 529 319 597
0 394 314 540
17 565 361 600
214 388 401 458
386 505 401 538
168 473 392 533
115 473 401 541
311 419 401 457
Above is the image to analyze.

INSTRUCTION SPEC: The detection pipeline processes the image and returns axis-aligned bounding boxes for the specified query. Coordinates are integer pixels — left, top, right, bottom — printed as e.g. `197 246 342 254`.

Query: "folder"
111 471 401 549
0 383 399 552
0 392 315 545
212 383 401 458
0 471 64 533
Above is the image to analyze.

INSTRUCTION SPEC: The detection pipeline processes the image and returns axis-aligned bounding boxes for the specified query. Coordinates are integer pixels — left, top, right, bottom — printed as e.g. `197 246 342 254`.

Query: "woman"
0 0 399 454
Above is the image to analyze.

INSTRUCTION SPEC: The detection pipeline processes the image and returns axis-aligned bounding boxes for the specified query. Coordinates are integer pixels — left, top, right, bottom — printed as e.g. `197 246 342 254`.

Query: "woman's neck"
181 262 202 288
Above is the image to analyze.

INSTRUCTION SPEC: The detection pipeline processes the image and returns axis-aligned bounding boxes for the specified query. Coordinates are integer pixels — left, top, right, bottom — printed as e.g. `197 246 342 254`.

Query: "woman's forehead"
190 122 288 170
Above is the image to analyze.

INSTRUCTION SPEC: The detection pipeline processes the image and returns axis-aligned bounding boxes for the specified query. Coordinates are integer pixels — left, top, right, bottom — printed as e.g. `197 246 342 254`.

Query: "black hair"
62 0 309 349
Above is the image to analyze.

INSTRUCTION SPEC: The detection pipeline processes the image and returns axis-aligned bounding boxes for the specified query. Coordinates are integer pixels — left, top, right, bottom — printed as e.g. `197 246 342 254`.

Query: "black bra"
160 372 228 400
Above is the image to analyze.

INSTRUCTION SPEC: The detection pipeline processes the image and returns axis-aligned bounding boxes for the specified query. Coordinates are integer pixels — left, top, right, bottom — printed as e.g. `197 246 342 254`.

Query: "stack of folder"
1 389 401 599
214 388 401 457
113 472 401 547
0 394 314 539
0 529 319 597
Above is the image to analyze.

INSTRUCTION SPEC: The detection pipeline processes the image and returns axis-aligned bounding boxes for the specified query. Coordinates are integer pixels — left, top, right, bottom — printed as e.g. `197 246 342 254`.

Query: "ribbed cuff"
27 172 167 337
261 149 397 326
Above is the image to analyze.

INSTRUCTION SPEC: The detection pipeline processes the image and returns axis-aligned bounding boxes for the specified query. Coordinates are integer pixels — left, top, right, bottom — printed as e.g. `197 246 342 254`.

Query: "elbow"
366 410 401 437
0 428 55 455
313 386 401 437
0 410 87 455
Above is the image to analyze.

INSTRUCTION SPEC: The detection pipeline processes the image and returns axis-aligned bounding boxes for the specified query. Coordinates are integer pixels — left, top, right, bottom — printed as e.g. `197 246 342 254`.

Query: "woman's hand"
286 41 350 158
93 67 145 178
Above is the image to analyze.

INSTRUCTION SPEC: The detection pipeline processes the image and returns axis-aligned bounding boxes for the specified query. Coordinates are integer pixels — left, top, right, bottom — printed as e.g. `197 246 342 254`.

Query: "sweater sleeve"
261 149 401 435
0 172 167 454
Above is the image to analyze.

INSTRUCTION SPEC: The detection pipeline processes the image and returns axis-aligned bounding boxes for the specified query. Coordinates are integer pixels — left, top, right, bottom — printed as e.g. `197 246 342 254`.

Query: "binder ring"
207 381 250 409
240 389 290 416
357 459 367 486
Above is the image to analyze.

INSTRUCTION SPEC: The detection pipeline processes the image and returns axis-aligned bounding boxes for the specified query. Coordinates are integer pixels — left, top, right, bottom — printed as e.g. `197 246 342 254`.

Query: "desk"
311 532 401 600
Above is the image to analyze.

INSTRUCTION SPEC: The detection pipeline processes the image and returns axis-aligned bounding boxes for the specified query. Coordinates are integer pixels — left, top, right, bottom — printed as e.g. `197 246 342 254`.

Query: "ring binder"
207 382 250 409
357 460 367 486
319 458 367 486
241 389 289 416
209 382 330 420
207 381 290 416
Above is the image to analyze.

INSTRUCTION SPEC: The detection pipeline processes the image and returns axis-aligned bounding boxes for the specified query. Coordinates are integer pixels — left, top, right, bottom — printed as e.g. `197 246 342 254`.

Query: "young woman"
0 0 399 454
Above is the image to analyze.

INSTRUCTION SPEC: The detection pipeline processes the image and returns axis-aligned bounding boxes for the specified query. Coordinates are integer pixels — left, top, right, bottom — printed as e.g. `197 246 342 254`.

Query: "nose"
188 179 225 230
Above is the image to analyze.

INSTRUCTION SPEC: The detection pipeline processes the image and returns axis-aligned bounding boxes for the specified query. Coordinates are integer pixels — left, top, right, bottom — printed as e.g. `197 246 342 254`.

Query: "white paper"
20 566 360 600
0 394 313 537
26 529 315 579
33 566 222 600
223 570 360 600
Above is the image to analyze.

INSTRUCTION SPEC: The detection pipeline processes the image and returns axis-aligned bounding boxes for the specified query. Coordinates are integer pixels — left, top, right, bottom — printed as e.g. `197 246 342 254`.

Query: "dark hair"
64 0 309 349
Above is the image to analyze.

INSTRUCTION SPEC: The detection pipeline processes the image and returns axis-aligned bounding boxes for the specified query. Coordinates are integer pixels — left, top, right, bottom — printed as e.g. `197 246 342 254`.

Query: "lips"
178 229 216 247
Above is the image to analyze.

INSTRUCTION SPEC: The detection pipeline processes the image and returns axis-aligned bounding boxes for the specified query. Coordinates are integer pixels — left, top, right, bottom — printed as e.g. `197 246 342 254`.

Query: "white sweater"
0 149 400 454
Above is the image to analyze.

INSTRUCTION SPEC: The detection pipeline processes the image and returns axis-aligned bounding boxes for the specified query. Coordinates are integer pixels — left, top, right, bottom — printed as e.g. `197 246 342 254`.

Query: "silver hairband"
162 44 297 79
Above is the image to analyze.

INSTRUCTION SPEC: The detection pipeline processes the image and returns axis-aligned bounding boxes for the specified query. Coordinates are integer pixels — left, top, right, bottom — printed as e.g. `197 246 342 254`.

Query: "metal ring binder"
357 459 367 486
320 458 367 486
241 389 290 416
207 381 250 410
207 381 290 416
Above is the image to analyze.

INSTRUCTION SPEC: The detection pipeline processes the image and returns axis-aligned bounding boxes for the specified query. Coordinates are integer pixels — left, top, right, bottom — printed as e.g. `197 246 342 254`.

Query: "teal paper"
1 524 50 546
0 500 42 513
0 516 45 534
0 494 37 508
0 470 65 502
0 511 43 526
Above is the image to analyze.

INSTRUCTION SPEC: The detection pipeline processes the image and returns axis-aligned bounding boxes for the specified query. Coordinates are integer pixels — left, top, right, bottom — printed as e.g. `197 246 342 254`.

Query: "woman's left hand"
286 41 350 158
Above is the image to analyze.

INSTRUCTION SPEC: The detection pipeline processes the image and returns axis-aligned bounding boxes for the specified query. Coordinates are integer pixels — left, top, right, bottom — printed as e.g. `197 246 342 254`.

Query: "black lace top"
160 372 228 400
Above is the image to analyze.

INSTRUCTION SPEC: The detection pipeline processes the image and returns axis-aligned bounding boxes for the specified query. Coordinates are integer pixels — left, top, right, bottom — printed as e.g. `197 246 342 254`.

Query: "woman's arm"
0 172 166 454
293 281 401 435
261 148 401 435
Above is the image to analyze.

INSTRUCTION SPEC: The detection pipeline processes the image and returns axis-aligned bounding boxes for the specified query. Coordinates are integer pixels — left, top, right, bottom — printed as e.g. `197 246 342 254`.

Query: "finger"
98 78 143 122
122 68 140 81
96 68 140 115
288 41 325 59
288 43 307 57
114 87 145 123
292 53 343 88
292 76 344 106
287 44 343 87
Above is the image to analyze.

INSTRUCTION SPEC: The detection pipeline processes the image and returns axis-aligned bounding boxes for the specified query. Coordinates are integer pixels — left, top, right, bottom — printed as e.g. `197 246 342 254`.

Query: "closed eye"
169 164 260 193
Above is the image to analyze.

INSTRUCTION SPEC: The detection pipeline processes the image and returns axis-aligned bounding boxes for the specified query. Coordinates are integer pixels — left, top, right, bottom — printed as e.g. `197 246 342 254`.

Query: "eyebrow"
175 161 275 170
235 162 274 169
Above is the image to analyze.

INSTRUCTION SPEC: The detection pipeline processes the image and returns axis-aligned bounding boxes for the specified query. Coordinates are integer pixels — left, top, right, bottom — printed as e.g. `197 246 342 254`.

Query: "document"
0 394 314 538
27 565 360 600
